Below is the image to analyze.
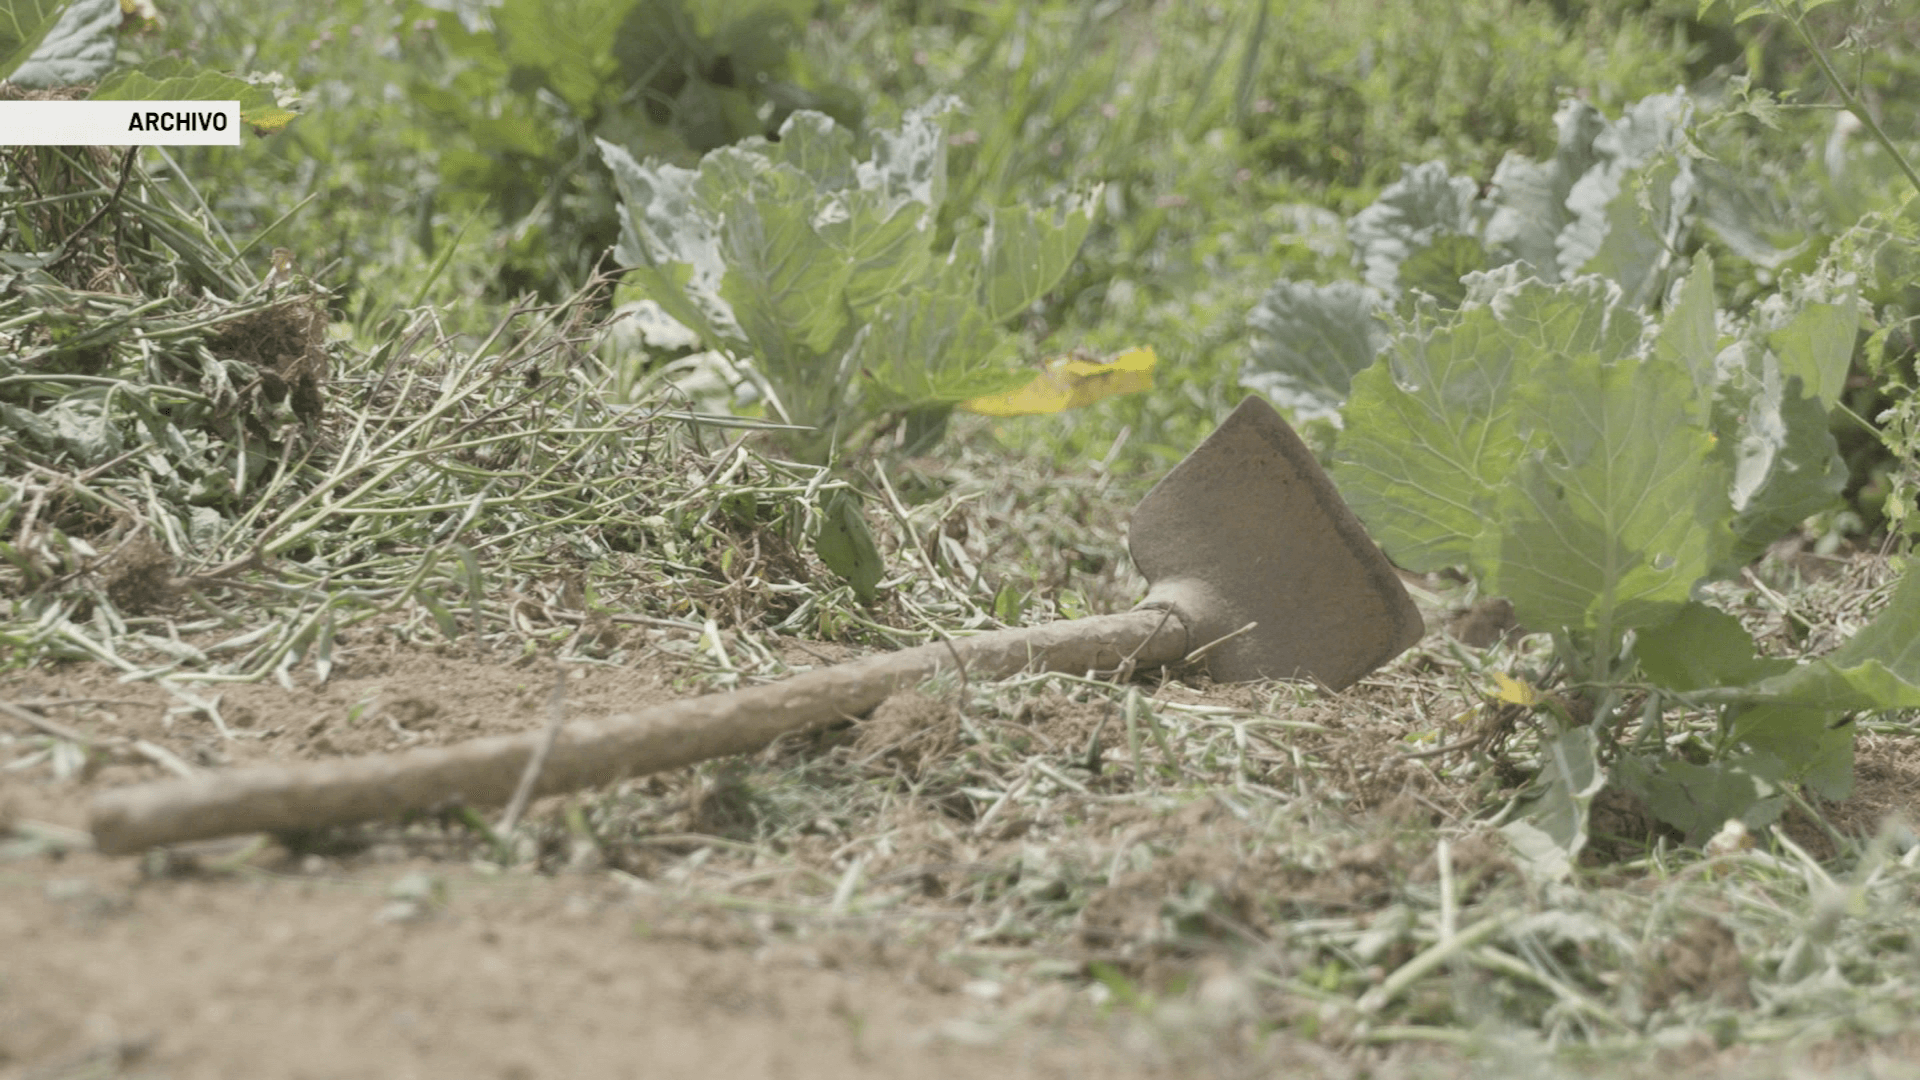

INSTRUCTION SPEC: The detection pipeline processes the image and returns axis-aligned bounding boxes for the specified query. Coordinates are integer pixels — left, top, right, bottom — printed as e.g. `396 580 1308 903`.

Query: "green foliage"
1325 251 1920 858
91 64 299 134
1334 265 1750 656
813 489 884 604
1 0 297 134
1 0 114 86
1241 89 1801 419
600 100 1095 464
397 0 857 299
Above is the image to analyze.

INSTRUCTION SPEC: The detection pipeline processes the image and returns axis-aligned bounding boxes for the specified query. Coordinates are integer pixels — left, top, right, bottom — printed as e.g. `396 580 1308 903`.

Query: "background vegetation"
6 0 1920 1070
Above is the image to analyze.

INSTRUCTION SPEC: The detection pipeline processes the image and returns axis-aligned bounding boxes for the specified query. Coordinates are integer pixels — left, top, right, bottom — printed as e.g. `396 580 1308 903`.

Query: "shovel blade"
1129 396 1423 690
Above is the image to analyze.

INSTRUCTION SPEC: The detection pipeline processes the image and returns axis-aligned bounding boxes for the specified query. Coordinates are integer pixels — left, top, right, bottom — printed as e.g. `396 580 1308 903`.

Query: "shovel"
87 396 1423 854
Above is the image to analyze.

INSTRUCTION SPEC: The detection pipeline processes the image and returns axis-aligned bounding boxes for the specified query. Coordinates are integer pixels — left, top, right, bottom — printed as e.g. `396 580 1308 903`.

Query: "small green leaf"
313 610 336 686
993 583 1027 624
1614 752 1785 844
1500 727 1604 883
814 490 883 603
418 590 460 640
1634 602 1794 692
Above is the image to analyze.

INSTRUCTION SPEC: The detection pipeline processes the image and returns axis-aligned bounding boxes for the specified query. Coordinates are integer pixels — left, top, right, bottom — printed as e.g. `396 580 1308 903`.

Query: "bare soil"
0 641 1375 1080
10 623 1920 1079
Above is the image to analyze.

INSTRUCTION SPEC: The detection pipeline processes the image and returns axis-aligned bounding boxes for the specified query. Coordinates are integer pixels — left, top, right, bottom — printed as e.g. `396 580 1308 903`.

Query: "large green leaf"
1650 254 1719 404
1493 343 1725 638
1719 374 1847 571
1333 295 1527 573
854 275 1024 411
0 0 68 82
1484 100 1606 281
1766 300 1857 411
1571 154 1692 310
1634 601 1794 693
1558 91 1692 286
1614 752 1786 845
1333 271 1645 579
978 194 1098 325
4 0 112 87
492 0 637 115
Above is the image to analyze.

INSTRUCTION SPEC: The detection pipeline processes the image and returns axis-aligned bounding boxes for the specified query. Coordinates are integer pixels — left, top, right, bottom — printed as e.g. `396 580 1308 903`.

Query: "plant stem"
1777 2 1920 198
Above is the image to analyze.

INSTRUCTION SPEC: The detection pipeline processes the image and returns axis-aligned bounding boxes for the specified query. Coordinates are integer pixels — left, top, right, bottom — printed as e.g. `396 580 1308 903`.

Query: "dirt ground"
10 623 1920 1079
0 639 1385 1080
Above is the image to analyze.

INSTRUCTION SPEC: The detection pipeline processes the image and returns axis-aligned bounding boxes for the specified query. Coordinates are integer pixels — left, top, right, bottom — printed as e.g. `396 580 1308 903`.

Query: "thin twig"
42 147 139 275
497 671 568 838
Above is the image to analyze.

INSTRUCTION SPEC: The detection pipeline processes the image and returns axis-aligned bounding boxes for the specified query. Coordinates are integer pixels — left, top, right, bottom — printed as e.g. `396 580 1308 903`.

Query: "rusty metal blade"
1129 395 1423 689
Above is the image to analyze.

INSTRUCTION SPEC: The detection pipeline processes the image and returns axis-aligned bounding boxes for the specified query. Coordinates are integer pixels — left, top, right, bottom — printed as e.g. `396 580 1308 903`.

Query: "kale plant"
599 98 1096 466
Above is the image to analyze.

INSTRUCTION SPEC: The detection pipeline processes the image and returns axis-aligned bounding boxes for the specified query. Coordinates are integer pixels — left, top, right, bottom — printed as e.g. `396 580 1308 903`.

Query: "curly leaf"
1241 279 1385 422
1347 161 1482 297
1484 100 1606 280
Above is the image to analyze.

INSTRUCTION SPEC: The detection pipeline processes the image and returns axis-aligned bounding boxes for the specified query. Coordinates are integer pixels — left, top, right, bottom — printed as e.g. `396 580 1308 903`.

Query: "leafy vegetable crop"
600 98 1097 465
1329 250 1920 867
0 0 295 132
1230 81 1920 865
1240 89 1791 422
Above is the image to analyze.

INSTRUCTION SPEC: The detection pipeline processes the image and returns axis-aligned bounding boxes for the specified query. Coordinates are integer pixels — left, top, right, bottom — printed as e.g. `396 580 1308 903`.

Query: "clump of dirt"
1008 691 1111 749
856 689 963 778
1644 917 1752 1010
1447 597 1520 648
100 535 175 615
211 289 331 425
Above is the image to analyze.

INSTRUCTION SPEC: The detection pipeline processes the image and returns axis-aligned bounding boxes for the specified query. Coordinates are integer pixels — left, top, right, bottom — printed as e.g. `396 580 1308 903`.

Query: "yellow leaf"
959 346 1156 417
1491 672 1539 706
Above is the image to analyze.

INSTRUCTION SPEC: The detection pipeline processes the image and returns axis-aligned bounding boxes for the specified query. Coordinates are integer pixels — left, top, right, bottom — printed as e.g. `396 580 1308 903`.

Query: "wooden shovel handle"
88 609 1191 854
